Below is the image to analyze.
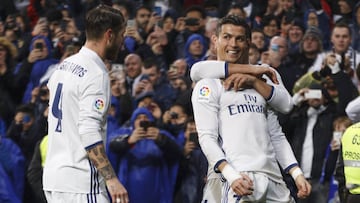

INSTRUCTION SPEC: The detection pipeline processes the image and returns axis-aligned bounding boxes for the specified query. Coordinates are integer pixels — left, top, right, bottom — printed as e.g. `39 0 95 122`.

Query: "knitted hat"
303 26 322 40
300 26 323 53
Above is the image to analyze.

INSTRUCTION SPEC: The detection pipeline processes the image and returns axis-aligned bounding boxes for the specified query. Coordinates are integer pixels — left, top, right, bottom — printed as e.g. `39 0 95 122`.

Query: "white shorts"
202 178 223 203
221 172 295 203
44 190 110 203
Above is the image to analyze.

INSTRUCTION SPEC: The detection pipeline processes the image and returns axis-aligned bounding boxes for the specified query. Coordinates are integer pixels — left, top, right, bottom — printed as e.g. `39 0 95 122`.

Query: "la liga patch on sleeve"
198 85 211 102
93 98 106 113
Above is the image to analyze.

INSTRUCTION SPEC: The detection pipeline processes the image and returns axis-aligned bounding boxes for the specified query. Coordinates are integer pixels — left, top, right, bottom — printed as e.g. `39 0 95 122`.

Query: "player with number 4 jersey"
43 5 128 203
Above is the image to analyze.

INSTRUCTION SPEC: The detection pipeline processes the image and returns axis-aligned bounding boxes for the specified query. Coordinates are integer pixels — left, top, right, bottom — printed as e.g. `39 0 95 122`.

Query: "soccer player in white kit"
43 5 128 203
191 15 311 202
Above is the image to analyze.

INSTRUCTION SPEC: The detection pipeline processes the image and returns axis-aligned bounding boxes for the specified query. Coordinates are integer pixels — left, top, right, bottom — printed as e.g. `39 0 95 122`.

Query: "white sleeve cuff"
222 164 242 185
291 167 303 180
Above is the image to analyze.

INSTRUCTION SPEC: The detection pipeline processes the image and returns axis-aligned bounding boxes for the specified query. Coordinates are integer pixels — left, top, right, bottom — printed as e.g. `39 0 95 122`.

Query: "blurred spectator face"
279 0 294 12
269 37 288 60
263 19 278 37
124 54 142 79
288 25 304 43
185 10 204 32
111 79 124 97
169 105 188 125
249 47 260 65
331 27 351 53
0 21 4 35
4 16 21 41
173 78 188 91
189 39 204 57
173 59 188 76
134 114 150 129
227 8 247 19
251 31 265 50
267 0 279 11
49 20 61 36
62 20 80 43
0 45 7 63
162 16 175 33
302 36 321 54
356 7 360 25
338 0 352 14
110 70 126 97
306 12 318 27
142 65 160 86
136 8 151 29
15 15 26 33
260 51 270 64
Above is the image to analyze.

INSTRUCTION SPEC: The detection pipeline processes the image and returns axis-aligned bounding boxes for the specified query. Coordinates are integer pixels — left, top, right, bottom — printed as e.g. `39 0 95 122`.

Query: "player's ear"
211 34 217 48
106 29 113 42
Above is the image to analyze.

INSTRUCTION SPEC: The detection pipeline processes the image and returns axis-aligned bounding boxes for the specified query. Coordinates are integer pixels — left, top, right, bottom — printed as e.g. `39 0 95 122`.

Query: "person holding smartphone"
283 83 341 203
107 107 183 203
173 117 208 203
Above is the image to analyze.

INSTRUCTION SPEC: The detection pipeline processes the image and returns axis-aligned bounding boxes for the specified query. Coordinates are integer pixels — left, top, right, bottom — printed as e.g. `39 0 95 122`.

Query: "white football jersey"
43 47 110 194
191 61 297 183
192 79 287 182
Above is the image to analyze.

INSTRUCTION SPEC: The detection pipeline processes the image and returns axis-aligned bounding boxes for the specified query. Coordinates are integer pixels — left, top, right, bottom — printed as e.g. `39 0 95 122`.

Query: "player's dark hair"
216 15 251 40
85 4 125 40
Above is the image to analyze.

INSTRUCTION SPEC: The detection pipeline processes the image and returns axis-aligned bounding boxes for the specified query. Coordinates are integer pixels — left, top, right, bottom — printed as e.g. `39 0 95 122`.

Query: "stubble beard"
105 43 120 61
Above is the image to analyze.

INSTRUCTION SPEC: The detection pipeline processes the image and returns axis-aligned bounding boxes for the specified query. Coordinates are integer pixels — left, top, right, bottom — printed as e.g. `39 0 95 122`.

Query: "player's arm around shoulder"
190 61 227 82
86 143 129 203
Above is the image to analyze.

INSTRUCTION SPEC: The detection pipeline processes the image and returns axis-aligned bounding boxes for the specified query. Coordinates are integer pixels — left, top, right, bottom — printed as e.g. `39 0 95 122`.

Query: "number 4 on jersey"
52 83 63 132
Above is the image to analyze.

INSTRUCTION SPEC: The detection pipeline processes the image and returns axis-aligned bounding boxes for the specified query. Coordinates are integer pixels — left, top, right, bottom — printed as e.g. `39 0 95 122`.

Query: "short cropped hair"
85 4 125 41
215 15 251 40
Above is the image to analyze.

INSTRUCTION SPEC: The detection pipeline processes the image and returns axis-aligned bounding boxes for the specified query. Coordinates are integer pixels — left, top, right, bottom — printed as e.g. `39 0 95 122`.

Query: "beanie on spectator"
300 26 323 52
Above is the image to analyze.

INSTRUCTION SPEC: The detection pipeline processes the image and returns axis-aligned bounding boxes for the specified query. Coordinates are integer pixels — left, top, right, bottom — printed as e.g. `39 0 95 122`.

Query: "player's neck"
84 41 106 61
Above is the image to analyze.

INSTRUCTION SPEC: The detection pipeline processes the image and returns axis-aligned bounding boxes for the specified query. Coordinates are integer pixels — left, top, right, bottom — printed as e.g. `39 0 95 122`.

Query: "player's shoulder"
194 78 221 86
194 78 222 91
